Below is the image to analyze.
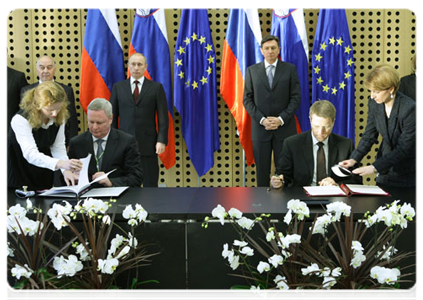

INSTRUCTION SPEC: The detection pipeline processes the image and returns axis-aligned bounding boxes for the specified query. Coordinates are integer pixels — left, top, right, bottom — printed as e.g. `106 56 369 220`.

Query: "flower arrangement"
7 198 157 289
203 199 415 289
5 201 58 298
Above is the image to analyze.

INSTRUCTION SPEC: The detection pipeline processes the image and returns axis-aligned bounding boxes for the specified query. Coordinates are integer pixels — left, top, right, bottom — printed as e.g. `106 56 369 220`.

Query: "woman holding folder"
8 81 81 191
340 64 415 187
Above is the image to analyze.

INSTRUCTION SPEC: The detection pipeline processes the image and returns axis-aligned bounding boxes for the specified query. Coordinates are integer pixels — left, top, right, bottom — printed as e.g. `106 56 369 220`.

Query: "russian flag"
220 9 263 166
80 9 125 112
129 9 175 169
271 9 311 133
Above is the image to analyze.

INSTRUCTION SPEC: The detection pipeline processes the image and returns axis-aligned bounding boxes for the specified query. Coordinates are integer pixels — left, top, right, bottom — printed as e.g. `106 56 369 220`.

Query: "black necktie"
316 142 327 183
96 139 104 170
133 80 139 102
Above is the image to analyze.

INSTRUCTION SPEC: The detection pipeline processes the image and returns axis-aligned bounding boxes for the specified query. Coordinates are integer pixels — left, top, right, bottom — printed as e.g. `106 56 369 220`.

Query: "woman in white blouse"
8 81 81 191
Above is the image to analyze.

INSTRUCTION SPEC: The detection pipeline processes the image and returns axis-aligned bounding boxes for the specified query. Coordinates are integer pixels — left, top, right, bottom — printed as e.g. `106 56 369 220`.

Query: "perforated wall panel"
7 9 416 187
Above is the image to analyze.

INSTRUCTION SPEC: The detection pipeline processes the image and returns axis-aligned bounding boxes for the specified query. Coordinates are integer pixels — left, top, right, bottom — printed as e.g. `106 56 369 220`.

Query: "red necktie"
133 80 139 102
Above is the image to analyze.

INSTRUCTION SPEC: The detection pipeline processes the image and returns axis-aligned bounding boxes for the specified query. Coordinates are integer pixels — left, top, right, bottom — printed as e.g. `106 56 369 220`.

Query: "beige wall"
7 9 417 187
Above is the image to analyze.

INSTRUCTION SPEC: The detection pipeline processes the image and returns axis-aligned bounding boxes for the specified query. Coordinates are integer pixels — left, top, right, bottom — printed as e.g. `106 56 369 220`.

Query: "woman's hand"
352 165 377 176
56 159 82 172
63 170 79 186
339 159 357 169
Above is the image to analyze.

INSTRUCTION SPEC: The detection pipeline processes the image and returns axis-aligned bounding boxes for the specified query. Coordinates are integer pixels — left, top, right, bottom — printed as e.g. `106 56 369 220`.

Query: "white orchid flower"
268 254 284 268
228 207 242 219
236 217 254 230
257 261 271 273
274 275 289 289
212 204 227 225
11 264 33 280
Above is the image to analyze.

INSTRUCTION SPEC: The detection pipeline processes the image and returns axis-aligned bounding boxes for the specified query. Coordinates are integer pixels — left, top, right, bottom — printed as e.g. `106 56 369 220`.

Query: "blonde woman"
340 64 415 187
8 81 81 191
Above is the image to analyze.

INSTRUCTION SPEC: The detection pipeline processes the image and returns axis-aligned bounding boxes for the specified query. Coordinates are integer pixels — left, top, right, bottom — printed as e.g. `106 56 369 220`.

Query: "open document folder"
39 154 124 198
303 184 390 197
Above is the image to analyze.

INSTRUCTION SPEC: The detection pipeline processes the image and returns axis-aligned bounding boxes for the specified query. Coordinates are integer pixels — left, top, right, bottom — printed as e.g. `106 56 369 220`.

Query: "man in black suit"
110 52 168 187
7 66 28 131
398 54 416 101
20 55 79 146
243 35 301 187
271 100 360 188
68 98 143 188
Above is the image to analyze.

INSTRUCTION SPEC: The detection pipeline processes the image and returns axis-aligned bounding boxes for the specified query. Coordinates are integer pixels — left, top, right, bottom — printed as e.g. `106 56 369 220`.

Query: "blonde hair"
20 81 69 129
309 100 336 122
364 64 400 94
411 51 420 73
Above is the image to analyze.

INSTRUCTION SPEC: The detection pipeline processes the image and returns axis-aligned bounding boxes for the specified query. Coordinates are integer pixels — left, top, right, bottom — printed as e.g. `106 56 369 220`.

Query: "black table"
9 185 416 219
7 186 416 289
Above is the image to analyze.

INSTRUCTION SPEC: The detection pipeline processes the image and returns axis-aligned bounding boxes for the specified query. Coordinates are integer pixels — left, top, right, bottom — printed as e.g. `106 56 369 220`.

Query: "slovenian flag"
271 8 311 133
129 9 175 169
80 9 125 112
220 9 263 166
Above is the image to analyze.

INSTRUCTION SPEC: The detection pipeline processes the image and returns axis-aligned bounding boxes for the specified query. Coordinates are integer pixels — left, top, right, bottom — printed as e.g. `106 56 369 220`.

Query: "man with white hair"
21 55 78 146
68 98 143 187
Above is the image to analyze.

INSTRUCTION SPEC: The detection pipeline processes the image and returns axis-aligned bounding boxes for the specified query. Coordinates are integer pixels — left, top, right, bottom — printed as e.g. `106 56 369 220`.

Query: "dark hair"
261 35 280 48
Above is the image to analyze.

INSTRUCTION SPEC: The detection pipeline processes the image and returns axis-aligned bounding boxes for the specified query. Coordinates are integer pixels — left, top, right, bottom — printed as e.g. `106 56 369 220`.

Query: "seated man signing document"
271 100 360 188
68 98 143 188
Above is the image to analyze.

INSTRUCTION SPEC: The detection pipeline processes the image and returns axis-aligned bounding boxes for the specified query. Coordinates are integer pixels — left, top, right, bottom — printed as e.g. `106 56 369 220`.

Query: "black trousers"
140 154 159 187
252 138 284 187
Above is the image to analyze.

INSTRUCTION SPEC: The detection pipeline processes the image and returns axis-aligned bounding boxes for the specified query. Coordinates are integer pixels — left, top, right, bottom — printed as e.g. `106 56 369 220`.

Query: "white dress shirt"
130 76 145 94
10 114 68 171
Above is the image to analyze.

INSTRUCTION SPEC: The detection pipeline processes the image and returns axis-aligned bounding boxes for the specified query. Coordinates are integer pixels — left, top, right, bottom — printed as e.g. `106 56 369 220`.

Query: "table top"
8 185 415 221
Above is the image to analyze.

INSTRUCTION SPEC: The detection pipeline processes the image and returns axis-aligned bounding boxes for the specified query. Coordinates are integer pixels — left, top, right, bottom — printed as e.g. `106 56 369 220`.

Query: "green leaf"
231 285 255 297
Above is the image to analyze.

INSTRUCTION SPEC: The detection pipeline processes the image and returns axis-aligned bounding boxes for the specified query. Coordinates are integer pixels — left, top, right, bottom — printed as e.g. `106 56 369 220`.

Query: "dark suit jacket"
68 128 143 187
20 81 79 145
7 67 28 131
243 61 301 142
110 78 168 156
351 92 415 186
276 131 360 187
399 74 420 105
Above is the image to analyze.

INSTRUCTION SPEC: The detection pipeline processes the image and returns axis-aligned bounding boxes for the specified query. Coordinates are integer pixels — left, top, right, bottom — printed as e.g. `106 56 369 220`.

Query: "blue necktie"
268 65 274 87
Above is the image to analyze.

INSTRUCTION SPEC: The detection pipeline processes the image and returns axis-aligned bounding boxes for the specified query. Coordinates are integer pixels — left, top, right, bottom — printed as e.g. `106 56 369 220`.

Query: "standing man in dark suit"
243 35 301 187
398 54 416 101
271 100 360 188
20 55 79 146
68 98 143 188
7 66 28 131
110 53 168 187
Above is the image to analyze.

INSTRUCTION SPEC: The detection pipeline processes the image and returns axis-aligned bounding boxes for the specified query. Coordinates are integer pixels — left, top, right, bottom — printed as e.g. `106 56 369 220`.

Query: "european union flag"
174 9 220 177
312 9 355 141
